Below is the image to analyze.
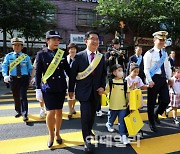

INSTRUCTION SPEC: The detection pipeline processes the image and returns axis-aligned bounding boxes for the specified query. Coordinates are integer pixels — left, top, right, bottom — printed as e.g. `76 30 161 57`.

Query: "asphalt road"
0 80 180 154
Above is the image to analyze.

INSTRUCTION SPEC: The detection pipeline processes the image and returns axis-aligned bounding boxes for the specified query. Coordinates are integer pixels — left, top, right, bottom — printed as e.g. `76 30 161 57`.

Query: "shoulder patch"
148 48 154 53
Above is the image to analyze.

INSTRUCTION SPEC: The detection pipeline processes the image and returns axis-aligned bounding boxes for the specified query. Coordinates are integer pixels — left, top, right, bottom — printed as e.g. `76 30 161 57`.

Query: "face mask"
175 73 180 78
117 71 124 78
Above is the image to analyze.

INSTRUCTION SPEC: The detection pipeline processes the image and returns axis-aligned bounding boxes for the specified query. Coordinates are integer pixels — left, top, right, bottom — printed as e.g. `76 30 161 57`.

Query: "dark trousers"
96 98 101 112
147 74 170 125
10 76 29 117
80 91 98 142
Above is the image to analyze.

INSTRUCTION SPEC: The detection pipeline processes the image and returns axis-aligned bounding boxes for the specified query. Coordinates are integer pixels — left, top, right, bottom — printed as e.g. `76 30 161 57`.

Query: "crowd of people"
1 30 179 153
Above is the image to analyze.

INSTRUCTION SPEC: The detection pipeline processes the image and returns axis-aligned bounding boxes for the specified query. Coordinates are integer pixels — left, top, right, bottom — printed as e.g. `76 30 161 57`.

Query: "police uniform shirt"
143 47 171 83
2 51 33 77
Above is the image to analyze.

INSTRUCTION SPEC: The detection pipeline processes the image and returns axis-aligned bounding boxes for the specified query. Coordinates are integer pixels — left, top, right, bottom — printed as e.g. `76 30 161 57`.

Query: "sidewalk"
0 80 11 96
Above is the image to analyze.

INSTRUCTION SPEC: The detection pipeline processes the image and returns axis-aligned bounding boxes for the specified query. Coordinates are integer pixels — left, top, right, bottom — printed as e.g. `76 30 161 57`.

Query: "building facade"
49 0 113 50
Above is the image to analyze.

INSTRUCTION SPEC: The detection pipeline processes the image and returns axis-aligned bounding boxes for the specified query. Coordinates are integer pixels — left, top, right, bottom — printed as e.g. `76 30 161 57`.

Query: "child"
104 64 130 145
165 67 180 124
125 63 148 107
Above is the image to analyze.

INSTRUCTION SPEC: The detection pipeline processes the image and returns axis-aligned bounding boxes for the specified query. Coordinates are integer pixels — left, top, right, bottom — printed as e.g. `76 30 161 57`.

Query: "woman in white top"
66 43 78 120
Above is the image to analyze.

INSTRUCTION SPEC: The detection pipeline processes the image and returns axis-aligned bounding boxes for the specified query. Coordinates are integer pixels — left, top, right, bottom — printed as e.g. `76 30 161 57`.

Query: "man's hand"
97 87 104 95
148 81 155 88
109 56 113 61
69 92 74 99
4 76 10 83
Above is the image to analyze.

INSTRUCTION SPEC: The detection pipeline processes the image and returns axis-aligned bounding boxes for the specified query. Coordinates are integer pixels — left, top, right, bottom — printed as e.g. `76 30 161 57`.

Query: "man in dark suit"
169 51 176 69
68 31 106 153
127 46 145 82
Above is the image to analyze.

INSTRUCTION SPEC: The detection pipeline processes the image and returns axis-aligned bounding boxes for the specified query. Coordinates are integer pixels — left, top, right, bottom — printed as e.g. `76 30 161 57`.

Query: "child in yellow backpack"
104 64 130 145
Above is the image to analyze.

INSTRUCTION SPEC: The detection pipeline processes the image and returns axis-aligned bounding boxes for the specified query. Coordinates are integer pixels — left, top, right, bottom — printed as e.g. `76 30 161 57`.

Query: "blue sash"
136 55 142 66
149 50 166 77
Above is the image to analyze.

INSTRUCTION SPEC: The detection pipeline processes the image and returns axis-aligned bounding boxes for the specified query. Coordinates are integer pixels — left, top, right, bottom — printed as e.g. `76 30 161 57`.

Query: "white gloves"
35 89 43 102
30 77 35 85
4 76 11 83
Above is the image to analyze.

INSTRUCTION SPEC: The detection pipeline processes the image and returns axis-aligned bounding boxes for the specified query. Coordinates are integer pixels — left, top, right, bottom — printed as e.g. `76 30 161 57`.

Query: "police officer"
2 38 33 121
35 30 70 148
105 38 128 77
144 31 172 132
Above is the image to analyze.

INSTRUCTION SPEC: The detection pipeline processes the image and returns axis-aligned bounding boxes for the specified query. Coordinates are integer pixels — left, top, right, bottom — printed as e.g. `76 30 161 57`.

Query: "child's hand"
134 82 138 88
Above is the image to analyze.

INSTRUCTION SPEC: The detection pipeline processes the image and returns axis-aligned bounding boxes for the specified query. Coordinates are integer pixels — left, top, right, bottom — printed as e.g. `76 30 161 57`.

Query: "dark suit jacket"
104 50 128 72
169 57 176 68
35 48 70 93
69 50 106 102
127 54 145 81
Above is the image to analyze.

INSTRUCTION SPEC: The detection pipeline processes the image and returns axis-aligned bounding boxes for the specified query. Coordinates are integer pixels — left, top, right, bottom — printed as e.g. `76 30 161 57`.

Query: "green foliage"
96 0 180 46
0 0 56 40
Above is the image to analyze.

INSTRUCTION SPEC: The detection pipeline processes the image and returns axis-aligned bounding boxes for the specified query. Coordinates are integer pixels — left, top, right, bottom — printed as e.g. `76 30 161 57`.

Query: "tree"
96 0 180 47
0 0 56 54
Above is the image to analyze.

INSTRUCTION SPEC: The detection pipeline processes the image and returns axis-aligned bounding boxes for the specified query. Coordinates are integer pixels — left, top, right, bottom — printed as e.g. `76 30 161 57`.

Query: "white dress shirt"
86 48 97 64
143 47 171 83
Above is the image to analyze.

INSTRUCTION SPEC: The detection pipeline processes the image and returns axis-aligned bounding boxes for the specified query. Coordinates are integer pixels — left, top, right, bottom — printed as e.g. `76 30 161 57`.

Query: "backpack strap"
109 78 113 99
109 78 127 99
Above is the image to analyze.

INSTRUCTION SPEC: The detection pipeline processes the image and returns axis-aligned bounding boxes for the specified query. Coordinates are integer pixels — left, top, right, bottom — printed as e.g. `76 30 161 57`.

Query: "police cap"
46 30 62 39
152 31 168 40
11 37 24 45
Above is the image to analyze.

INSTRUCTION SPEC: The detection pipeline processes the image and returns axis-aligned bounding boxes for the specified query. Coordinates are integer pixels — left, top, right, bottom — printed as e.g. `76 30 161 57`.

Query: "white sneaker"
173 119 179 125
96 110 103 117
105 122 115 132
121 135 130 145
39 108 46 119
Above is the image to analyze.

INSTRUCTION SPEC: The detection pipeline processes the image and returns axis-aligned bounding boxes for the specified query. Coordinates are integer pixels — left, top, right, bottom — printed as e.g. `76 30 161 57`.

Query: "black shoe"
23 116 29 122
15 113 22 118
68 114 72 120
56 138 63 144
72 110 76 114
47 141 53 148
84 142 93 153
149 124 158 132
155 113 161 124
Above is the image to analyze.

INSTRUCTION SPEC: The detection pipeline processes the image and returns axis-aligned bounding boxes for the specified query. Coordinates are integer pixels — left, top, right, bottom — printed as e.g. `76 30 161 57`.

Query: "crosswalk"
0 88 180 154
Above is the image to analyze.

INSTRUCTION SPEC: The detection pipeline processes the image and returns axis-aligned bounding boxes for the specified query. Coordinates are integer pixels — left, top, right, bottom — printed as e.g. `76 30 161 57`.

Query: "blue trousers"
107 109 127 135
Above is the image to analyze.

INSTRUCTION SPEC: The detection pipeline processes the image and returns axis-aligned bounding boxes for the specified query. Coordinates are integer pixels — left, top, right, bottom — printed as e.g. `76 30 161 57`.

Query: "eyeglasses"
88 37 99 41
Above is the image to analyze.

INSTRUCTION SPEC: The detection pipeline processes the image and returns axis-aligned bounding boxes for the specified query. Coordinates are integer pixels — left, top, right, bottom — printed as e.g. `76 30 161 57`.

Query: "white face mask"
117 71 124 78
